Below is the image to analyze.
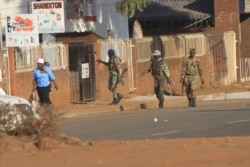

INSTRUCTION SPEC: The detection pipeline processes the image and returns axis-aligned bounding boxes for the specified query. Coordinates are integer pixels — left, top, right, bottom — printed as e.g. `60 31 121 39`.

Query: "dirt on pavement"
1 83 250 167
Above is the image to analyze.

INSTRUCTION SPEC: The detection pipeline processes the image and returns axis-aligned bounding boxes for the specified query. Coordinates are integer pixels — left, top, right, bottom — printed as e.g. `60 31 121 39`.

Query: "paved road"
61 99 250 141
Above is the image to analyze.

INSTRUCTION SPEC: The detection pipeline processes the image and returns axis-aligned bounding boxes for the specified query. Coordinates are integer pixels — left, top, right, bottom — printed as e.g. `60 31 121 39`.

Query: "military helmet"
108 49 115 58
189 48 196 53
152 50 161 56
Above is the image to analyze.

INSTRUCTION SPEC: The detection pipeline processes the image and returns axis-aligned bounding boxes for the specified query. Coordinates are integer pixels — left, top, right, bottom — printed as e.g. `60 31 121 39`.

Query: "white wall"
0 0 31 15
64 0 128 39
0 0 129 42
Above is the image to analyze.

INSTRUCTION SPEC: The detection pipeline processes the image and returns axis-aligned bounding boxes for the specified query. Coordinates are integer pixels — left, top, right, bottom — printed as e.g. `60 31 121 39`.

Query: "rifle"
165 78 174 96
181 78 185 96
167 82 172 96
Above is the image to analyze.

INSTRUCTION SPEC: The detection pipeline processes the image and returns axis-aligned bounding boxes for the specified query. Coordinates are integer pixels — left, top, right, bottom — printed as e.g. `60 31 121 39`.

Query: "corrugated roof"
131 0 214 21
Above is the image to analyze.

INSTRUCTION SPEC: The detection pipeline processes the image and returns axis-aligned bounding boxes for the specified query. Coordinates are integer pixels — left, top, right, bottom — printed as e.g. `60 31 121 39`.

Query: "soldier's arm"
97 59 109 66
142 57 155 76
180 60 187 83
141 64 152 76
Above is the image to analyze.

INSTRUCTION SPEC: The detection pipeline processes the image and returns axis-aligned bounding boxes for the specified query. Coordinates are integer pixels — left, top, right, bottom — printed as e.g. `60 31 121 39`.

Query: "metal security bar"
136 33 207 62
14 43 67 72
241 58 250 81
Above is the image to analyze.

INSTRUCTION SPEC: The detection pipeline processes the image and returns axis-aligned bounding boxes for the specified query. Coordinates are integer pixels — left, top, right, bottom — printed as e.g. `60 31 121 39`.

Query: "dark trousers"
37 85 51 105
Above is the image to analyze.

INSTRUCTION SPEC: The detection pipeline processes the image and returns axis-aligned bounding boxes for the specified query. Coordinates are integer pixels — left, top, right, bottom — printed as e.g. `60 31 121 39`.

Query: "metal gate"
206 32 237 86
69 43 96 103
240 58 250 81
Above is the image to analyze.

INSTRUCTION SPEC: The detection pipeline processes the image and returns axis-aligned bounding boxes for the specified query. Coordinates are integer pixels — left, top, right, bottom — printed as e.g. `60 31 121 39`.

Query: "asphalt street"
61 99 250 141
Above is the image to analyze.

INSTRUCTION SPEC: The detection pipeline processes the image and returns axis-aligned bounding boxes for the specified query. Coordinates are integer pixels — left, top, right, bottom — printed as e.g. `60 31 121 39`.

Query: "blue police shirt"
33 66 56 87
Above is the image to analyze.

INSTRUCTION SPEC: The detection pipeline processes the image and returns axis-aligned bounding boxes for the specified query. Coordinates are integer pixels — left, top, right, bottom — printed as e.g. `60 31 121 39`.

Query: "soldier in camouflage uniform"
97 49 123 105
180 48 204 107
142 50 171 108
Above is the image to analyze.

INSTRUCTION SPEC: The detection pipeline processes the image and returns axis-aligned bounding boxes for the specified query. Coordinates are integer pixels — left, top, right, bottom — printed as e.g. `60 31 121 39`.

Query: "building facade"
1 0 250 107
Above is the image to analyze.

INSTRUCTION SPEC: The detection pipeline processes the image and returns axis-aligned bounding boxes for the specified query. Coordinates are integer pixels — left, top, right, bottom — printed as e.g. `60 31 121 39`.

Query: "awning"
131 0 214 21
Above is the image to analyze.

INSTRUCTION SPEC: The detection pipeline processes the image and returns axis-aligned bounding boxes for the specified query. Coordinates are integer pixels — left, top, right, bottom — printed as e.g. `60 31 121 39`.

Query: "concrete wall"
64 0 129 39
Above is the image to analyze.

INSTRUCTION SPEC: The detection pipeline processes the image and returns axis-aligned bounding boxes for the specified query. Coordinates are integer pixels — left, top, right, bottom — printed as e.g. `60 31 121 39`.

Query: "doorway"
69 43 96 103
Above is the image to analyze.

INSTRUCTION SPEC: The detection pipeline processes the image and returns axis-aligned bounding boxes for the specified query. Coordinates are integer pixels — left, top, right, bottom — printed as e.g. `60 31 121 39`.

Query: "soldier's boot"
109 98 118 105
188 98 192 107
116 93 124 104
159 100 164 108
191 98 197 107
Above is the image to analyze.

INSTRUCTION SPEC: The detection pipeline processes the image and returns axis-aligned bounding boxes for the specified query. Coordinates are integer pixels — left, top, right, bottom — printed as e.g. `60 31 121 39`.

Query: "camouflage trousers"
184 75 198 99
108 72 119 100
153 76 166 101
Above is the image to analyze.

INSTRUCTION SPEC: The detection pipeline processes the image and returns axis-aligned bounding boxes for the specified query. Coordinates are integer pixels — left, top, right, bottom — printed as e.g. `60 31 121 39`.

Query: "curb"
61 91 250 118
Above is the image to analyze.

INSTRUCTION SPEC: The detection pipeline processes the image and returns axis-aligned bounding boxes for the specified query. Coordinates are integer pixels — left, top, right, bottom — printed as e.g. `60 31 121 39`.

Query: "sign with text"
0 13 2 48
81 63 89 79
5 14 39 47
31 1 65 33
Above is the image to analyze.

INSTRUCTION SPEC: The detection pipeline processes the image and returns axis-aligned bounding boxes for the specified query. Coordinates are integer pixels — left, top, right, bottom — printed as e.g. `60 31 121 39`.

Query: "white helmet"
152 50 161 56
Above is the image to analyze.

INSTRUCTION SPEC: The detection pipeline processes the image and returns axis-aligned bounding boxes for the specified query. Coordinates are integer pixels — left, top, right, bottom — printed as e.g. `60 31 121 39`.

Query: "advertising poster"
31 1 65 33
0 13 2 48
5 14 39 47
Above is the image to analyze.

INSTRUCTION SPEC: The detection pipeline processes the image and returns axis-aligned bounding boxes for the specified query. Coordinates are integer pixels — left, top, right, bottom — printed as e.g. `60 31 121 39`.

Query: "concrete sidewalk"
61 91 250 118
127 91 250 102
200 91 250 101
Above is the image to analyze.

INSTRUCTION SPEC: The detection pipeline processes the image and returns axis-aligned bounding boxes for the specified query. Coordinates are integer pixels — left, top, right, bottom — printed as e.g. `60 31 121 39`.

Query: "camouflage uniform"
108 56 122 92
97 49 123 105
148 50 171 108
181 48 204 107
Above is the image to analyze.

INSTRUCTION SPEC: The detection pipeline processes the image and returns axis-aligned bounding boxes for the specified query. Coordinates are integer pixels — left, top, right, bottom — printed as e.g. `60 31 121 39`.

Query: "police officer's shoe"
159 100 164 108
